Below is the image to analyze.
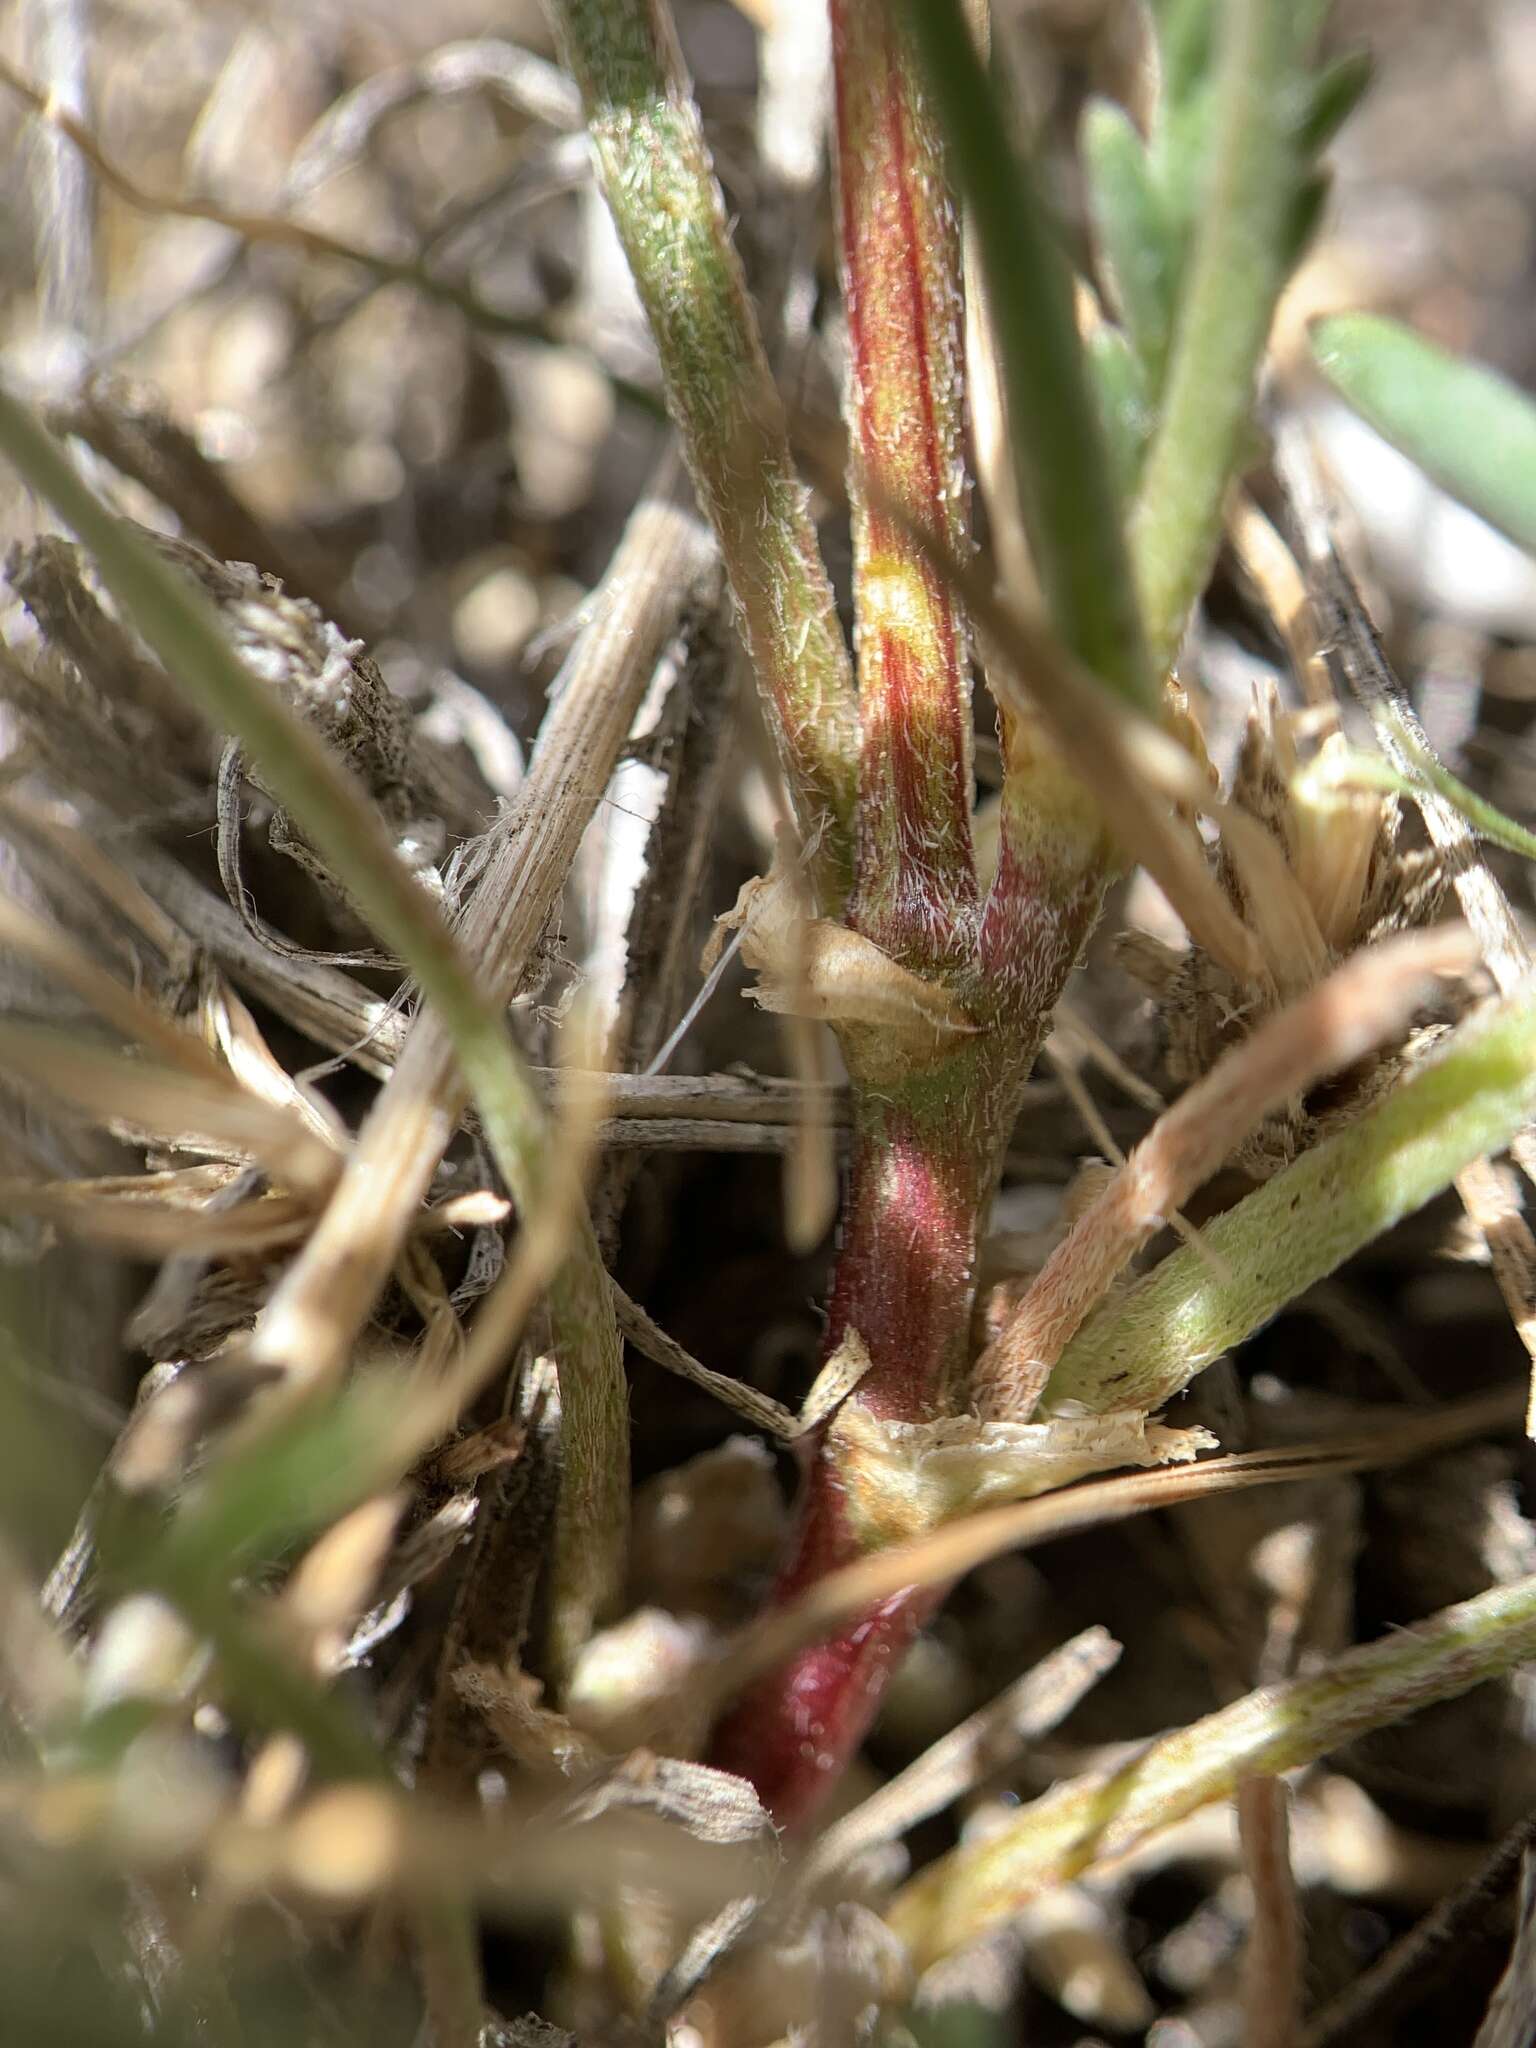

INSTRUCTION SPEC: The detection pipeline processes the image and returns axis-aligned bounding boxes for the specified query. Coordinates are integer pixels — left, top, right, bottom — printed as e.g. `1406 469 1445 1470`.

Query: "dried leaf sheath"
832 0 976 964
544 0 858 909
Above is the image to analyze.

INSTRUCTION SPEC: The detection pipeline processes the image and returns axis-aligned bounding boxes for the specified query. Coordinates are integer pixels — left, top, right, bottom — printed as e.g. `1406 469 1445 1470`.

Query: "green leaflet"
1046 981 1536 1418
1312 311 1536 556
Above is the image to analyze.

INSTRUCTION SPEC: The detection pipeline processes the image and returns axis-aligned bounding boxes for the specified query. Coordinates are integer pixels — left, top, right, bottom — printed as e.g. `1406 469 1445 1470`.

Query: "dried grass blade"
0 1175 312 1257
1301 1807 1536 2048
114 839 407 1080
1278 428 1536 1436
611 1284 801 1440
0 795 192 966
0 1770 776 1928
0 888 215 1080
0 1022 338 1196
376 1056 607 1482
246 458 705 1389
1238 1778 1303 2048
0 382 637 1678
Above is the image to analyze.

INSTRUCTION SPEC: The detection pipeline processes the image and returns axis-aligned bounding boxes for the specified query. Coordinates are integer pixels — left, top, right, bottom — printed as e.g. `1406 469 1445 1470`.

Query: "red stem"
709 1 1111 1828
711 1092 980 1821
832 0 976 972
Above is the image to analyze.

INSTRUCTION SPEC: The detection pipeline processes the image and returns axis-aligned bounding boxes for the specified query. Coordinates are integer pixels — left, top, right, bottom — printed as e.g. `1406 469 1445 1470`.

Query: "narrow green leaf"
136 1390 392 1593
1307 738 1536 865
1131 0 1315 675
1153 0 1218 113
1281 167 1332 271
1300 47 1373 152
903 0 1154 712
1311 311 1536 555
892 1568 1536 1968
1088 323 1154 497
1045 979 1536 1419
1082 98 1177 389
1147 75 1214 263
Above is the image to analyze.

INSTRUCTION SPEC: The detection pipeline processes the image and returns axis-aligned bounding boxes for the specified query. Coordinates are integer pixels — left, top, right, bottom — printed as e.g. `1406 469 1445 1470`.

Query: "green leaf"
1281 167 1333 271
1311 312 1536 555
1082 99 1178 389
1045 977 1536 1419
1131 0 1316 675
1153 0 1219 113
903 0 1154 710
1300 47 1372 152
143 1391 389 1592
1089 323 1154 496
1149 75 1219 243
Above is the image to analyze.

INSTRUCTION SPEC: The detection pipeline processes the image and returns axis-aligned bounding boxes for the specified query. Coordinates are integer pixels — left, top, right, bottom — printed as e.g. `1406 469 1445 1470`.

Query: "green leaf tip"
1311 310 1536 556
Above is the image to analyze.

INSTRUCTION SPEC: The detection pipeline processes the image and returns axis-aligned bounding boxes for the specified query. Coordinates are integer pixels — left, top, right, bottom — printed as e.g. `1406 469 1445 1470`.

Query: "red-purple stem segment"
710 2 1114 1830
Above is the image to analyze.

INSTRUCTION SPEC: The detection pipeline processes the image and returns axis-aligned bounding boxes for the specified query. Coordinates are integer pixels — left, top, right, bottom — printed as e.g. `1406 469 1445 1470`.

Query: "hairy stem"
706 0 1120 1818
543 0 858 909
832 0 976 966
710 1078 988 1821
711 830 1104 1824
890 1567 1536 1968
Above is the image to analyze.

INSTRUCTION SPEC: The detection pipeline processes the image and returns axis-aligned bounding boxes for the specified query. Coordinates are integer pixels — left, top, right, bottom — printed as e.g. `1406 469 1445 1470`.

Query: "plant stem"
889 1567 1536 1969
710 1076 988 1820
543 0 858 910
832 0 976 966
711 808 1107 1824
707 0 1118 1825
1046 980 1536 1418
1130 0 1310 674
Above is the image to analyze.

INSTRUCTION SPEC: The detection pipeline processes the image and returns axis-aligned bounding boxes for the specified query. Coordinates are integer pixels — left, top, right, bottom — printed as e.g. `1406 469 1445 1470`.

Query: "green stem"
1130 0 1310 675
543 0 858 910
1046 981 1536 1418
890 1567 1536 1968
